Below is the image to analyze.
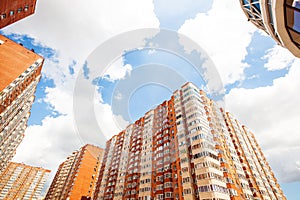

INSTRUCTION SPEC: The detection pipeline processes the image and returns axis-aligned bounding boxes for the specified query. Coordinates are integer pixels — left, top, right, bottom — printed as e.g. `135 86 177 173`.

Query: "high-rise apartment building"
0 34 44 174
94 82 286 200
239 0 300 57
0 162 50 199
45 144 104 200
0 0 37 29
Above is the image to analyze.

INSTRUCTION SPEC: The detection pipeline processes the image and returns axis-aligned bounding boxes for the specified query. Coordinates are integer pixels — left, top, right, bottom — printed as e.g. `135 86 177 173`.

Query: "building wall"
0 162 50 199
0 0 37 29
0 34 44 174
45 151 81 199
94 100 186 200
45 144 104 200
224 113 286 200
174 83 229 200
203 98 253 199
94 82 286 200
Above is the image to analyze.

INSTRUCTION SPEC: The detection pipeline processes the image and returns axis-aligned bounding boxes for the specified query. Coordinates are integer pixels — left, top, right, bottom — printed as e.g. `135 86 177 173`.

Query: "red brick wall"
0 0 37 28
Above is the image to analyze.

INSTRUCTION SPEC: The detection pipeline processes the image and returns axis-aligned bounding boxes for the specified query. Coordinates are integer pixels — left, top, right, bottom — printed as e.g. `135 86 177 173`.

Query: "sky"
1 0 299 198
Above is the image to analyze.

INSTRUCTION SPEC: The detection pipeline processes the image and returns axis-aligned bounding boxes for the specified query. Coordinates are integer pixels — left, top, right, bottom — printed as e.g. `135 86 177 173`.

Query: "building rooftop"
0 34 43 91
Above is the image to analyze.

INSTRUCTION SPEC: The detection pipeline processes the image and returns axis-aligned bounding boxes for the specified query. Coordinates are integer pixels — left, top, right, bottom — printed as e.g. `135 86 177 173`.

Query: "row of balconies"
0 103 31 143
0 61 41 107
0 79 36 125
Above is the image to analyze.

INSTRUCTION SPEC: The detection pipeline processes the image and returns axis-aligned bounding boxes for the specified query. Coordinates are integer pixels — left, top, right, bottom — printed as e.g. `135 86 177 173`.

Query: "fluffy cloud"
263 45 296 71
225 59 300 182
178 0 256 85
3 0 159 63
103 57 132 81
153 0 213 29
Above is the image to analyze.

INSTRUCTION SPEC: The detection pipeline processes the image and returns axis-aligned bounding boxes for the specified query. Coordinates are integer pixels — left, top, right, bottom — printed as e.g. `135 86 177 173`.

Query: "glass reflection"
293 0 300 32
286 0 300 46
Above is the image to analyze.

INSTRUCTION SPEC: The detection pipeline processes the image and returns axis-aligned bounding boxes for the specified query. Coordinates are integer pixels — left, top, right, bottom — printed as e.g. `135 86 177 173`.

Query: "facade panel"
0 162 50 199
45 144 104 200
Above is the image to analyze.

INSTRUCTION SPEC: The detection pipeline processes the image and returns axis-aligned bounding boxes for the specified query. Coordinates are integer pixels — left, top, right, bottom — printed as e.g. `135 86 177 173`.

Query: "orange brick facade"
0 34 43 174
0 0 37 29
0 162 50 199
45 144 104 200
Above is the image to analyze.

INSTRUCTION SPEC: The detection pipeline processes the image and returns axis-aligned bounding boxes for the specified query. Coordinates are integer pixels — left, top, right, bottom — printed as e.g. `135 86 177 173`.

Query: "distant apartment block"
239 0 300 57
93 82 286 200
0 34 44 174
0 0 37 29
45 144 104 200
0 162 50 199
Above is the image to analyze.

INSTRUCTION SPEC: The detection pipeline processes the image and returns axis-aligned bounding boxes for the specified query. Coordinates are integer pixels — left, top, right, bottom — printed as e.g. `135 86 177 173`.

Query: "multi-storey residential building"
45 144 104 200
0 0 37 29
223 112 286 199
0 34 44 174
239 0 300 57
94 82 286 200
0 162 50 199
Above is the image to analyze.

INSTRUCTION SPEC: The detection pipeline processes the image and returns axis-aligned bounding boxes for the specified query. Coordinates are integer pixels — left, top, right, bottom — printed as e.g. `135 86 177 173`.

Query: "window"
24 5 29 11
182 177 190 183
18 8 22 13
181 167 189 172
1 14 6 20
183 188 191 195
165 192 173 198
10 10 14 16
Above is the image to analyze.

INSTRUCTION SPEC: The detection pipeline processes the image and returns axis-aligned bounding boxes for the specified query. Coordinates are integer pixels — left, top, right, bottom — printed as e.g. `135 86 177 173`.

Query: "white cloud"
154 0 212 18
94 101 129 139
114 90 123 100
225 59 300 182
3 0 159 63
178 0 256 85
263 45 296 71
12 116 79 169
104 58 132 82
153 0 213 29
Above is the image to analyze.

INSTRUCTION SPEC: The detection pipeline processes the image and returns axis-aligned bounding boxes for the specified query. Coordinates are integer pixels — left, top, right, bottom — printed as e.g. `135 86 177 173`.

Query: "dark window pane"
253 2 261 12
294 9 300 32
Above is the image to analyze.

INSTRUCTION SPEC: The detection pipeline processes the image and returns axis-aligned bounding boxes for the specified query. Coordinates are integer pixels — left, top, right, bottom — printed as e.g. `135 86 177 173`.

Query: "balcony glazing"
285 0 300 48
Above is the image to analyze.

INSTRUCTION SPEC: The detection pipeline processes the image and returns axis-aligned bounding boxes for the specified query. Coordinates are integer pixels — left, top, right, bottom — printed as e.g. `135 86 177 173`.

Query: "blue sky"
1 0 299 198
226 31 290 90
